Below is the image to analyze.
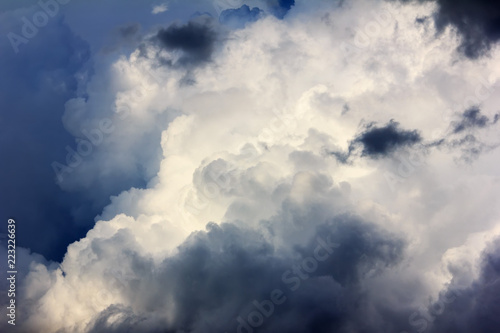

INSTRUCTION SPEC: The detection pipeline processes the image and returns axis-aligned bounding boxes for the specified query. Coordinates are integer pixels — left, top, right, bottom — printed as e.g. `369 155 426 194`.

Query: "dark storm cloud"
353 120 422 158
433 0 500 58
398 0 500 58
156 20 217 66
326 112 497 168
452 107 499 133
326 121 422 163
87 215 406 333
424 238 500 333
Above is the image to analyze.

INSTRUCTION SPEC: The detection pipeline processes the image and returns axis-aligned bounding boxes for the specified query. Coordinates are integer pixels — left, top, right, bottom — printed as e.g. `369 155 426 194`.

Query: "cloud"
4 0 500 332
329 109 498 164
81 214 405 333
432 0 500 58
413 237 500 333
452 107 499 133
353 120 422 158
398 0 500 58
155 19 217 66
152 3 168 14
101 23 142 53
220 5 263 29
266 0 295 19
432 107 500 163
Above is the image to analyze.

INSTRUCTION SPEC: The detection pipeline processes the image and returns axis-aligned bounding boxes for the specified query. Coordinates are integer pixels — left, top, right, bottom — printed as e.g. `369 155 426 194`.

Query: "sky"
0 0 499 332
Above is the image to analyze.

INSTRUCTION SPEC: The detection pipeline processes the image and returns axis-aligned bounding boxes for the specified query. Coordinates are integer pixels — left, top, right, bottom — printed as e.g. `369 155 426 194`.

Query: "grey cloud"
397 0 500 58
328 109 499 166
433 0 500 58
452 107 498 133
87 305 168 333
423 238 500 333
328 120 423 163
86 214 405 333
354 121 422 158
438 108 500 163
155 19 217 67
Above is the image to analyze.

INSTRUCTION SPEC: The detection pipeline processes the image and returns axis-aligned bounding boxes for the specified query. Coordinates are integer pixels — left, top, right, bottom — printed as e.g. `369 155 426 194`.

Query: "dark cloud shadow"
425 238 500 333
86 214 406 332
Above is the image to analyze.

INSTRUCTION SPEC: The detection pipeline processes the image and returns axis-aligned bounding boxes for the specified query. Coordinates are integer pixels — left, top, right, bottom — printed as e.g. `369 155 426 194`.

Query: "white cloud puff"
152 3 168 14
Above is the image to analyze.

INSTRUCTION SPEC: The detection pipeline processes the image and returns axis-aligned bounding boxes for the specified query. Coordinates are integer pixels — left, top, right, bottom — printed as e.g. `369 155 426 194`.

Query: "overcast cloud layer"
1 0 500 332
